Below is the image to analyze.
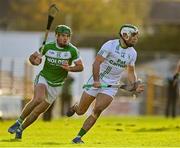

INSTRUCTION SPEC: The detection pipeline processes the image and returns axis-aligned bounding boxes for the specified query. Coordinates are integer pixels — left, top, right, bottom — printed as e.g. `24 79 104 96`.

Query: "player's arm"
127 65 144 93
29 51 42 66
61 47 84 72
92 55 105 88
61 59 84 72
127 65 137 83
69 59 84 72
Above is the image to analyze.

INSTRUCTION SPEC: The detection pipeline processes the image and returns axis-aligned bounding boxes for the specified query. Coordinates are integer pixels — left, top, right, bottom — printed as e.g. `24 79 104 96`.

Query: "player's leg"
15 100 50 139
15 81 62 139
21 84 47 119
72 93 113 143
66 91 95 117
21 100 50 130
8 84 47 134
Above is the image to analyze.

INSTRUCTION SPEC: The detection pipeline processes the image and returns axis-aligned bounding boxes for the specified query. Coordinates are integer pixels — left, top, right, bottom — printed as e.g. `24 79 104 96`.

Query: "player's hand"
34 55 42 65
135 83 144 93
29 51 42 65
61 61 70 71
93 81 101 88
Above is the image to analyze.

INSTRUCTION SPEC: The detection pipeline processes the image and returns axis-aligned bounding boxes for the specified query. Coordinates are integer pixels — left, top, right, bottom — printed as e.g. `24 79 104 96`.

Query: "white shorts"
35 75 62 104
85 87 118 98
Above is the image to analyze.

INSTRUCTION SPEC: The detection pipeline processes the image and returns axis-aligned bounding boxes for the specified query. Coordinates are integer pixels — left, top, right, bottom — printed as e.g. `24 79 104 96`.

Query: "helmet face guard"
119 24 139 37
55 25 72 36
119 24 139 47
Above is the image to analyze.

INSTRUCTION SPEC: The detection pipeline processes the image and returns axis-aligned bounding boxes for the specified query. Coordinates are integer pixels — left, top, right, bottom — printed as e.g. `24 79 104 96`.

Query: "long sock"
77 128 86 138
18 124 24 131
17 117 23 124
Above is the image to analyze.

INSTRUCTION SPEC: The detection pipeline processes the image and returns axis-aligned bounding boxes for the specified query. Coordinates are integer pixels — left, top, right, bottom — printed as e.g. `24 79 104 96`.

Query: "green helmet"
55 25 72 36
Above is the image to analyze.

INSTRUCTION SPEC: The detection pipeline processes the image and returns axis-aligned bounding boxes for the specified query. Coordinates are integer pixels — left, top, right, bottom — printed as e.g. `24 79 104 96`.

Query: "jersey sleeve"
72 47 81 62
128 49 137 66
97 40 111 58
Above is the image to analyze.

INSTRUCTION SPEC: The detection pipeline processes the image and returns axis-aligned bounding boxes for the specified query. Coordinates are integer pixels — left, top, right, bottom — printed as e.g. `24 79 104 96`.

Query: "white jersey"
87 39 137 85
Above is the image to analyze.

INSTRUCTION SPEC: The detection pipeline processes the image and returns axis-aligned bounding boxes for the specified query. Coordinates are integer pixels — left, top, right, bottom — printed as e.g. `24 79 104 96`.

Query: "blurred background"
0 0 179 120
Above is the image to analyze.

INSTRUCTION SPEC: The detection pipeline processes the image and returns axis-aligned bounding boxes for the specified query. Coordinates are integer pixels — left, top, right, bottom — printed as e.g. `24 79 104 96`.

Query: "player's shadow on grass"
0 139 21 142
41 142 66 145
134 126 180 132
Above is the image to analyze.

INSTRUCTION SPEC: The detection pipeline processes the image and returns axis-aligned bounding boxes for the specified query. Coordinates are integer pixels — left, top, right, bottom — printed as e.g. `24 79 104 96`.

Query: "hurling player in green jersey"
8 25 84 139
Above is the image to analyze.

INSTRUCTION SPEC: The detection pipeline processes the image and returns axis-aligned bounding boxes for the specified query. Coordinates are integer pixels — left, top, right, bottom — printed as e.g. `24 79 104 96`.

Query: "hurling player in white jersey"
67 24 144 144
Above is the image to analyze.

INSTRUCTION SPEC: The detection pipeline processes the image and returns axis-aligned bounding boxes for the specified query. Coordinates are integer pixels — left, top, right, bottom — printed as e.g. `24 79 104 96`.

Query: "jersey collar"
56 41 69 49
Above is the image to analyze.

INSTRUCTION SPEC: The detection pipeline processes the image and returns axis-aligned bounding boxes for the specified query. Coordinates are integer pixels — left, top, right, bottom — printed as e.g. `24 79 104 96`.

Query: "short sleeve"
97 40 111 58
72 47 81 62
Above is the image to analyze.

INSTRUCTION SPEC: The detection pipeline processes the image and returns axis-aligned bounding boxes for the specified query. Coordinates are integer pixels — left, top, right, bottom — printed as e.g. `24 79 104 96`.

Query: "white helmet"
119 24 139 37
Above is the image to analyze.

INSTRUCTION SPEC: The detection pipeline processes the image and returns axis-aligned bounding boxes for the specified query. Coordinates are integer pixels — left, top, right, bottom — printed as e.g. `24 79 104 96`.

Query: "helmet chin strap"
121 35 129 47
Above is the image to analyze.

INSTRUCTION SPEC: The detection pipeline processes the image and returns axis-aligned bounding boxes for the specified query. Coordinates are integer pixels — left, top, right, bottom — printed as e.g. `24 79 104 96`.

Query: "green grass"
1 116 180 147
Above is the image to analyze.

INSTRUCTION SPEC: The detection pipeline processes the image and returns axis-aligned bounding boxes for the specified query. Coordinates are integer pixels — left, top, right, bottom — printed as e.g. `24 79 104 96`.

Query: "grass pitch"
0 116 180 147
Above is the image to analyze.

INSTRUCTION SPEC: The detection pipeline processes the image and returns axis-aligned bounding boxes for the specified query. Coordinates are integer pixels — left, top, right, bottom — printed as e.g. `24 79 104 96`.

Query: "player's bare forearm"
69 64 84 72
69 60 84 72
93 60 101 82
61 60 84 72
127 65 137 83
127 65 144 93
128 72 137 83
93 55 104 82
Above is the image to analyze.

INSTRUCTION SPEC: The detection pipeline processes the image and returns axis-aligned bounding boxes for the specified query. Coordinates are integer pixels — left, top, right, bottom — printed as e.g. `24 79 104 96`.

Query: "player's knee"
92 108 102 119
91 112 98 119
76 107 86 115
33 97 44 105
76 109 86 115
